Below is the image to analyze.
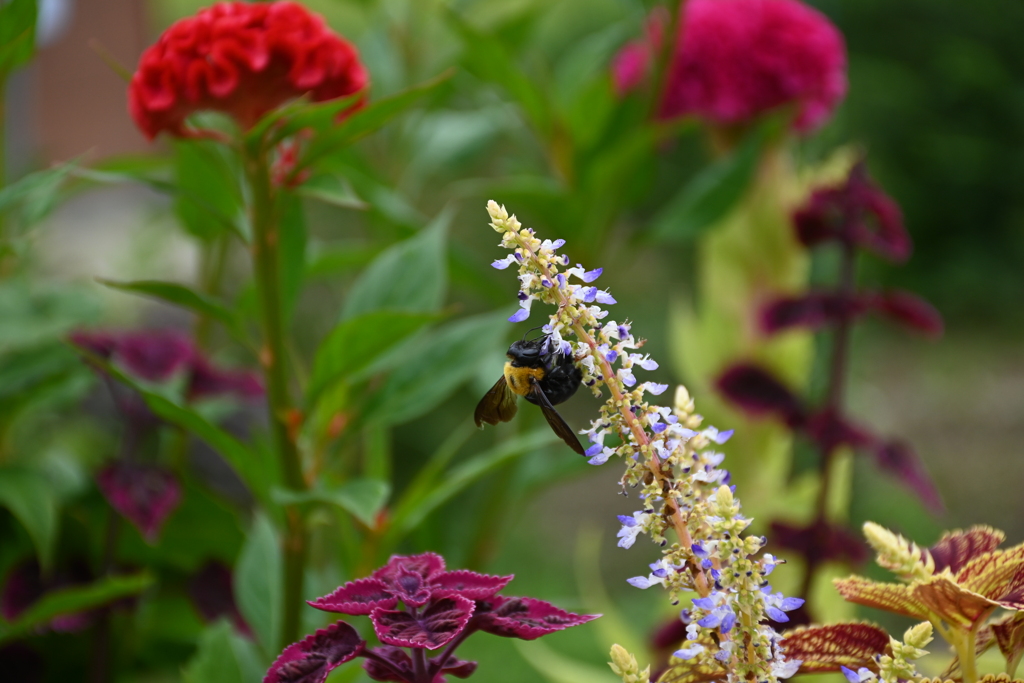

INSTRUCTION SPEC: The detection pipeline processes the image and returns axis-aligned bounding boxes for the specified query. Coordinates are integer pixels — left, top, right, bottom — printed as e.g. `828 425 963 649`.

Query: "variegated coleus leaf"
928 526 1005 575
956 543 1024 609
780 622 890 674
992 613 1024 668
833 577 930 620
265 621 365 683
976 675 1024 683
913 575 1000 630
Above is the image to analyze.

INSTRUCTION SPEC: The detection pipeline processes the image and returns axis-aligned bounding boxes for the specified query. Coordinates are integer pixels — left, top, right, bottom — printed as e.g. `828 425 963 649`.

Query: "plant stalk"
242 138 308 650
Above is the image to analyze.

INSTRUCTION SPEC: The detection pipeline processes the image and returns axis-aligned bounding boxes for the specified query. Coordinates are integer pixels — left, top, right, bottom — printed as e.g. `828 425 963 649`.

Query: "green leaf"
278 192 307 322
361 311 510 427
0 279 100 352
234 513 281 654
389 430 557 538
299 71 454 171
306 311 438 405
449 13 550 135
0 466 58 570
648 123 767 243
182 621 256 683
174 140 242 241
0 161 77 234
296 173 368 210
305 241 380 279
97 279 247 345
0 573 153 643
341 208 450 320
271 478 390 528
0 0 37 78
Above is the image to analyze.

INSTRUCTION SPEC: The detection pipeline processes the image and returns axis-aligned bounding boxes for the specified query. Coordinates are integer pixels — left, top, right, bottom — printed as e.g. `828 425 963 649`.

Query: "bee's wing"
474 375 519 427
530 381 586 455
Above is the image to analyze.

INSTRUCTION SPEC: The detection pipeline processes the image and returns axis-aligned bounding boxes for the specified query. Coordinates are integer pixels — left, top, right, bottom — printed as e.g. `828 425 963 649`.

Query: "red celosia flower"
129 1 369 139
613 0 846 133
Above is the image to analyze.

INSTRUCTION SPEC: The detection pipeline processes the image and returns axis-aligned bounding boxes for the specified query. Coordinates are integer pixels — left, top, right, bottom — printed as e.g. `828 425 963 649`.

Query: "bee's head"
507 337 546 366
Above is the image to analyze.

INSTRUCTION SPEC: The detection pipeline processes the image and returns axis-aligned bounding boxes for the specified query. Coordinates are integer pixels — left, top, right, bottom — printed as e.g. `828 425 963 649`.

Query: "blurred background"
3 0 1023 681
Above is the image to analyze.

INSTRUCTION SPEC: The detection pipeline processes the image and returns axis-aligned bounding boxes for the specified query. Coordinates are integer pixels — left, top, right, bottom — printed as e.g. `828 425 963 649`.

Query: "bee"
474 332 585 455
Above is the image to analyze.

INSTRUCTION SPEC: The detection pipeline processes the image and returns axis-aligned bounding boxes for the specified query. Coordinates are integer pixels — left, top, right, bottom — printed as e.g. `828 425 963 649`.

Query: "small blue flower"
582 267 603 282
585 443 603 457
761 586 804 623
508 308 530 323
645 382 669 396
841 666 874 683
673 644 704 660
616 511 648 548
595 290 616 304
580 286 598 303
491 256 516 269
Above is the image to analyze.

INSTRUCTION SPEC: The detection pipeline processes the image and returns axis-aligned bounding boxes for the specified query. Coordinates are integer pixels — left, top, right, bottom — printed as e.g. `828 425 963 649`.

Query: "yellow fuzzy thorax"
504 362 544 396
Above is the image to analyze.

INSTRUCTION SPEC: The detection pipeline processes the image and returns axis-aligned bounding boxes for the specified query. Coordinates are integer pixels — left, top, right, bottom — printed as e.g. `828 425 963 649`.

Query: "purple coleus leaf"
311 553 511 616
473 596 599 640
187 356 264 401
115 330 195 382
265 621 365 683
362 646 477 682
715 364 805 427
769 519 869 568
793 162 912 263
188 560 252 637
371 595 475 650
1 559 94 633
803 408 875 455
873 440 943 514
308 578 397 616
760 293 871 334
870 290 944 339
96 462 182 543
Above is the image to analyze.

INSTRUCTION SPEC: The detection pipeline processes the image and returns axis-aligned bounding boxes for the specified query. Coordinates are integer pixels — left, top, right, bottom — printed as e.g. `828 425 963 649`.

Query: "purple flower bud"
605 349 618 362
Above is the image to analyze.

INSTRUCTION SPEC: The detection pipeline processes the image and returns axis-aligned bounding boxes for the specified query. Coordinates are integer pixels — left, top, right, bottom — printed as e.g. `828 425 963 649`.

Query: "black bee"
474 333 585 455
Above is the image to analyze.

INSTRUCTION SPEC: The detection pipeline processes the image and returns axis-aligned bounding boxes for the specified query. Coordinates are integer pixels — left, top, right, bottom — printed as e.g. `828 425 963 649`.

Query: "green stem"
194 233 231 349
242 137 308 650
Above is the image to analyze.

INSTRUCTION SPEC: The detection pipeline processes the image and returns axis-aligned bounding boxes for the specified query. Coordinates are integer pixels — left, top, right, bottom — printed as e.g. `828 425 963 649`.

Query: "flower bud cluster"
841 622 933 683
486 201 802 683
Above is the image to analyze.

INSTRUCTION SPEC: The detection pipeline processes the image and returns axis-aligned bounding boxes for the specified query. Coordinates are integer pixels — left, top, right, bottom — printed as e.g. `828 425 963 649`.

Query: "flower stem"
412 647 428 683
242 137 308 649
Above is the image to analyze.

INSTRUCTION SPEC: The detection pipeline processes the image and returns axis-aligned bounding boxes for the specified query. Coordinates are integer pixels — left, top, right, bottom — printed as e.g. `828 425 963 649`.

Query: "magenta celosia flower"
129 1 369 139
96 461 183 543
269 553 598 683
613 0 846 133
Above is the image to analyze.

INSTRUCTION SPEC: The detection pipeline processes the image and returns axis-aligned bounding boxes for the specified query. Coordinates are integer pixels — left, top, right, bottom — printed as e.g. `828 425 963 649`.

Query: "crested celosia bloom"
266 552 596 683
486 201 802 683
612 0 846 133
129 1 368 139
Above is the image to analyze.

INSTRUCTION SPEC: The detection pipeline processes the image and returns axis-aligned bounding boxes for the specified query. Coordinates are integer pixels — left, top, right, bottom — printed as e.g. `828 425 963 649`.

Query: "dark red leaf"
432 656 477 679
793 162 912 262
650 615 688 650
769 519 869 567
1 559 95 632
308 578 396 616
781 622 891 673
715 364 805 426
473 596 599 641
373 553 446 584
871 291 943 338
264 621 365 683
760 293 871 334
371 595 474 650
187 356 264 401
429 570 512 601
115 331 194 382
188 560 252 636
873 440 943 514
804 408 875 455
362 646 413 682
96 462 182 543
